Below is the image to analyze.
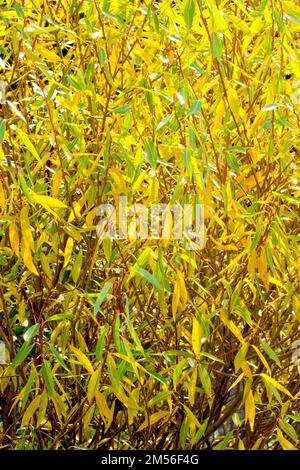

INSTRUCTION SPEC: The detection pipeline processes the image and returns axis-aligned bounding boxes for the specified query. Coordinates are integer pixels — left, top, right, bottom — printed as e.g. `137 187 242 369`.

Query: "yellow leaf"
257 248 269 292
85 207 97 227
247 249 256 282
251 345 271 375
209 1 228 32
9 221 20 256
52 169 62 198
95 391 114 428
30 191 67 216
0 181 5 207
71 346 94 374
221 312 244 343
20 206 39 275
38 47 61 62
63 237 74 267
51 391 67 422
17 128 41 163
21 394 42 427
36 390 48 428
177 270 188 304
277 429 297 450
260 374 293 398
137 411 169 432
188 367 198 407
245 389 255 431
192 316 202 357
72 248 83 283
87 368 100 403
211 99 225 131
40 252 52 286
227 87 240 118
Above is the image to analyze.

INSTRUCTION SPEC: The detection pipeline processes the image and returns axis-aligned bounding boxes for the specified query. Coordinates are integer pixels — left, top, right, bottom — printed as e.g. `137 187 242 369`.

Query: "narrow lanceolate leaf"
112 104 130 114
30 191 68 217
137 411 169 432
23 324 39 342
21 394 42 427
47 313 74 321
0 0 299 451
71 346 94 374
245 389 255 431
63 237 74 267
20 206 38 275
95 391 113 429
157 114 172 130
145 140 158 168
0 118 6 142
94 281 113 316
9 221 20 256
134 267 162 291
188 100 201 116
260 340 281 367
16 128 41 163
41 360 55 397
260 374 293 398
184 0 195 29
13 342 34 367
277 428 297 450
192 316 201 357
198 365 212 397
87 368 100 403
36 391 48 428
50 344 71 372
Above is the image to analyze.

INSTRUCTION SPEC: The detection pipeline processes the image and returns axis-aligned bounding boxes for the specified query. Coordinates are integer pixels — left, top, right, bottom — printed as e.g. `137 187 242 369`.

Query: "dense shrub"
0 0 299 450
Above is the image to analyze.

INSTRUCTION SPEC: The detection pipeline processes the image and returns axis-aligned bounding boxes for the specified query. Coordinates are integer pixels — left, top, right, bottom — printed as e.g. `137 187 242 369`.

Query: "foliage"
0 0 300 450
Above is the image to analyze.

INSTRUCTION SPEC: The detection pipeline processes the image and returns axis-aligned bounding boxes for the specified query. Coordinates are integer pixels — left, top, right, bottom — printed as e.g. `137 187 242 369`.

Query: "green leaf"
112 104 130 114
147 369 168 385
94 281 113 316
0 118 6 142
184 0 195 29
188 100 201 116
227 153 241 173
198 365 212 397
98 47 106 65
23 324 39 342
260 340 281 366
18 170 33 204
87 369 100 403
46 313 75 321
145 140 158 168
261 103 284 111
15 3 25 19
212 32 223 60
13 342 34 367
50 344 70 372
261 373 293 398
278 419 298 442
95 324 108 361
41 360 55 397
134 267 162 291
16 128 41 163
214 431 234 450
157 114 172 130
